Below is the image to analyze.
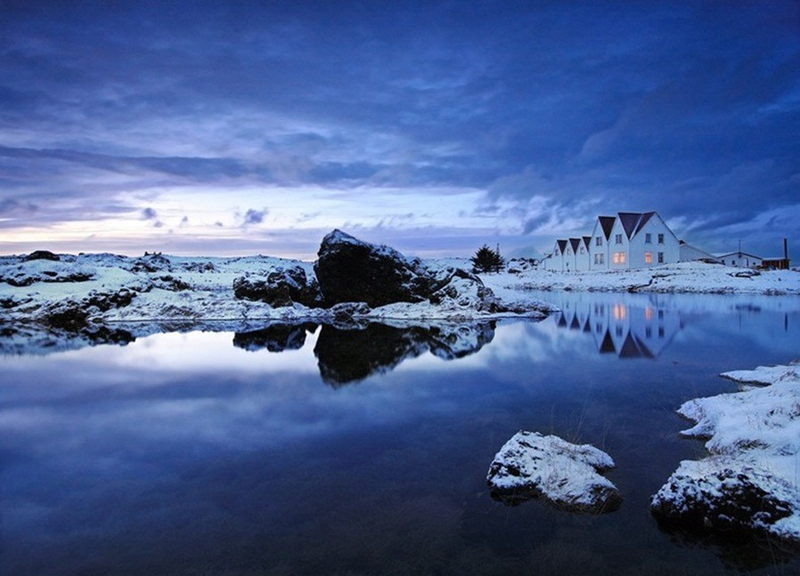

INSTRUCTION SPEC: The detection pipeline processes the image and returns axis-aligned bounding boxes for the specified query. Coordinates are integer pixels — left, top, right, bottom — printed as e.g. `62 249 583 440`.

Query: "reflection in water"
232 321 496 386
233 323 317 352
553 297 682 359
2 293 800 575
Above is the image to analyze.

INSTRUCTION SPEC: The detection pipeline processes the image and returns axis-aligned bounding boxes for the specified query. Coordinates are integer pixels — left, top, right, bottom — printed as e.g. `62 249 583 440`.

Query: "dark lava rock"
23 250 60 262
314 230 436 308
650 465 794 540
233 266 321 308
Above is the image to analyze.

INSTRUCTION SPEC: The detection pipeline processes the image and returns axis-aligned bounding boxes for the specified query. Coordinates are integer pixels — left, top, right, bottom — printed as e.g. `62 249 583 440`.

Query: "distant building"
543 211 686 271
679 241 719 263
717 251 763 269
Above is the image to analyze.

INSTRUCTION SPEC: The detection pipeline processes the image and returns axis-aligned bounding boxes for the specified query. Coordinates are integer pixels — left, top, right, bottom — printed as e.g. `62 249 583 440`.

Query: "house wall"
629 215 680 269
589 221 610 270
719 253 762 268
608 219 631 269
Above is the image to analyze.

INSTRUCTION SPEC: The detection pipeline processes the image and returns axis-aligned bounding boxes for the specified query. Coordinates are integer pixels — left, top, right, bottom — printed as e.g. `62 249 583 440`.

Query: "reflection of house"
553 297 682 359
543 212 686 271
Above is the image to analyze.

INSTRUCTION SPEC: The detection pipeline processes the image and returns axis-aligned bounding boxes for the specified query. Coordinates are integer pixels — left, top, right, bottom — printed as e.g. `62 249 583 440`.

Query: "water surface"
1 291 799 575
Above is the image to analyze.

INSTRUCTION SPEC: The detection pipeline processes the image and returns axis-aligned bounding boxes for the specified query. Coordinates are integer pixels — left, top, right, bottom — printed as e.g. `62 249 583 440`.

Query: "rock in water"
314 229 434 308
487 430 621 513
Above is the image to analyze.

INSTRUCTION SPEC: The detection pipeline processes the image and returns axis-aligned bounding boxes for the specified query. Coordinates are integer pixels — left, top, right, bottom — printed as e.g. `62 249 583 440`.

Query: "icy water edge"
1 291 799 575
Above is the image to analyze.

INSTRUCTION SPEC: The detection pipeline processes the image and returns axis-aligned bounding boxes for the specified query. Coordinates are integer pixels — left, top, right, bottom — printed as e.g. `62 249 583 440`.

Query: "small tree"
471 244 505 274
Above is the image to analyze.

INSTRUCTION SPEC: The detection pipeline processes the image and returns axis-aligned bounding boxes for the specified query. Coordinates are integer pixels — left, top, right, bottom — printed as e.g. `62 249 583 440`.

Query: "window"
612 251 626 264
580 247 585 254
615 234 623 244
555 249 559 256
657 252 664 263
645 251 652 264
596 236 602 246
645 327 652 338
658 327 665 338
645 233 652 244
658 233 664 244
594 254 604 265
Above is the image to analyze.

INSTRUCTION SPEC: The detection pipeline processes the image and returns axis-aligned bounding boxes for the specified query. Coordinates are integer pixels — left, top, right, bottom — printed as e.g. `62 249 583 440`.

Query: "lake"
1 291 799 575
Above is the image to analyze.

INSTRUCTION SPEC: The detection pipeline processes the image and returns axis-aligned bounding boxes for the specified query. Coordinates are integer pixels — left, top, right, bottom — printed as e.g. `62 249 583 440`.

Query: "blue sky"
1 1 798 259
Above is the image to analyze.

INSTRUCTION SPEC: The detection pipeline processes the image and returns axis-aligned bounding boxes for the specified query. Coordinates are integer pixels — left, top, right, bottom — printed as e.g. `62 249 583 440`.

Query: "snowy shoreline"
651 362 800 545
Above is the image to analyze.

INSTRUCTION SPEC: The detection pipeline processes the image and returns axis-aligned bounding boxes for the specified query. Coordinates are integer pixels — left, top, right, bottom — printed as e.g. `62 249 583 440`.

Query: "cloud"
141 207 158 220
243 208 267 226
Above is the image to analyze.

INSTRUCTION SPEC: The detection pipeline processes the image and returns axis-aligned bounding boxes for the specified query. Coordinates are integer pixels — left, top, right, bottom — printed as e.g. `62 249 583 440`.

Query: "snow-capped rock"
650 363 800 543
233 265 322 308
487 430 621 513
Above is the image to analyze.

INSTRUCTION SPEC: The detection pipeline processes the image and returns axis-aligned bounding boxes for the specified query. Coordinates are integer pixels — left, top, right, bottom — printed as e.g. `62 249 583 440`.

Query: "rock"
314 229 434 307
233 265 322 308
313 229 510 313
650 460 796 541
23 250 60 262
487 430 622 513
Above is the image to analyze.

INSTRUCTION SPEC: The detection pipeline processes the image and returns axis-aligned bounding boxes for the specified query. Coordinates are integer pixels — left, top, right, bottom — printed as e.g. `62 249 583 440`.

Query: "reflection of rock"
314 321 496 386
233 266 322 308
487 431 622 513
233 323 316 352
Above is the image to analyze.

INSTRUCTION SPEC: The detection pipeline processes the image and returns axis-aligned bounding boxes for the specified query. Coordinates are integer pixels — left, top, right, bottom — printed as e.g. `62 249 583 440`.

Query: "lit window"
645 252 652 264
613 252 626 264
645 307 653 320
645 233 652 244
613 304 626 320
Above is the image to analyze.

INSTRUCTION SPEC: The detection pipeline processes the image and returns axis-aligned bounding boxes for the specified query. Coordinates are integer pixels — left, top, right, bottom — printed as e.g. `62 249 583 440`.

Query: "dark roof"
618 212 642 239
598 216 615 240
582 236 592 248
556 239 568 252
633 212 656 236
569 238 582 253
616 211 657 240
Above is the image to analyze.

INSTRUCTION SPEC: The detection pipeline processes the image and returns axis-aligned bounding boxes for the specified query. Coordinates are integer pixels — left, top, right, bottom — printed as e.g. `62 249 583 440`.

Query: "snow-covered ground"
651 362 800 544
483 260 800 296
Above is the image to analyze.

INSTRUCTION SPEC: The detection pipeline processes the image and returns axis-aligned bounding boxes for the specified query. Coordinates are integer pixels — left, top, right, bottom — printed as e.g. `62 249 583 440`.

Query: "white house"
717 251 763 268
680 241 719 263
545 211 682 271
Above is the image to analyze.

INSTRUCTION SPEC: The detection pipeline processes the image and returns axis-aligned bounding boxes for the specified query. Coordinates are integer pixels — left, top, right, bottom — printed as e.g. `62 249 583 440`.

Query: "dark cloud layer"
0 0 798 256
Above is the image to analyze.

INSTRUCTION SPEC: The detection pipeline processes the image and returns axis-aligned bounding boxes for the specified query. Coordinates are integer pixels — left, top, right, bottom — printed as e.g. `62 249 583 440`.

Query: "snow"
651 362 800 543
480 261 800 296
486 430 621 513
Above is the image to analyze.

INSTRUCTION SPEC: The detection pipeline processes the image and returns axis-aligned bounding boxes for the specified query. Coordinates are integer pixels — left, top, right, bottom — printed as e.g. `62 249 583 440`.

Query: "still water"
1 292 799 575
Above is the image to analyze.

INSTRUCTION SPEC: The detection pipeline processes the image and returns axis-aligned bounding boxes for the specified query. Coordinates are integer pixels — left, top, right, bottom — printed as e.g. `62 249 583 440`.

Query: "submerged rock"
487 430 621 513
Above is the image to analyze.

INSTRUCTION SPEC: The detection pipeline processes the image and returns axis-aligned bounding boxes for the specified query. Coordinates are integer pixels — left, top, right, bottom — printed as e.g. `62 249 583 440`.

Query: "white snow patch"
487 430 621 513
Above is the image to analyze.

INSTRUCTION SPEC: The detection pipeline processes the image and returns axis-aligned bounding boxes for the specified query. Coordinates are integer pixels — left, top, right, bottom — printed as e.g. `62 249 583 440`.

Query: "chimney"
784 238 789 261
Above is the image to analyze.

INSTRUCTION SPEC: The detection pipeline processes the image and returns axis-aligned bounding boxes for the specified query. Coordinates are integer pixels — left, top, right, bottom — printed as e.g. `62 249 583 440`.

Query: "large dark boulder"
23 250 60 262
314 230 435 308
233 265 322 308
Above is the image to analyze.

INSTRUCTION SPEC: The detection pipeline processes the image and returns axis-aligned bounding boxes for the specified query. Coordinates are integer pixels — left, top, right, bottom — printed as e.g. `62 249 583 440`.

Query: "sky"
1 0 798 260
